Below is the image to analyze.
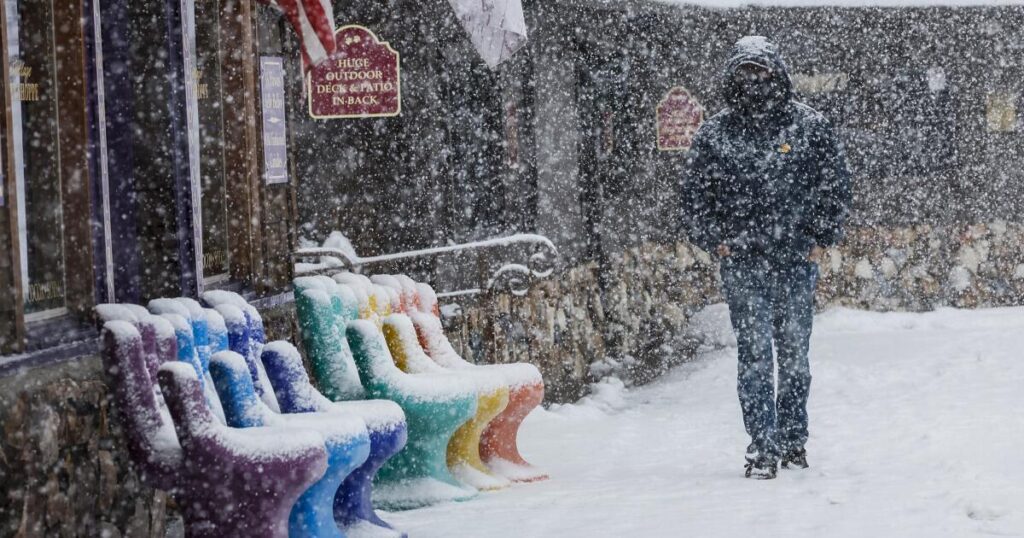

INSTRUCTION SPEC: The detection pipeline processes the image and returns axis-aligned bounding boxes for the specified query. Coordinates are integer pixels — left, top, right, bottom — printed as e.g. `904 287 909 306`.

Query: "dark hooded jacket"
680 36 851 262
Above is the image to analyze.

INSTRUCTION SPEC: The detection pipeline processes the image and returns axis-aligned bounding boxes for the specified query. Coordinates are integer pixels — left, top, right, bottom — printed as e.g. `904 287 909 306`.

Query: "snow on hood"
721 35 794 108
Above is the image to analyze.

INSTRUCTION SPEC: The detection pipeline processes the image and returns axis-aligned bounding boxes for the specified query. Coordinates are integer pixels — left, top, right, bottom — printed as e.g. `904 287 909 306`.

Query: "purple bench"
208 295 409 536
101 317 328 536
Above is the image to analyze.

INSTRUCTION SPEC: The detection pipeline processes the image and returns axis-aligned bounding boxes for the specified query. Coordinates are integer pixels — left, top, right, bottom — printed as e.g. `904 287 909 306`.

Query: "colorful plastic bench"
146 301 370 537
207 307 230 355
158 359 328 537
345 318 479 509
209 303 281 410
208 350 370 538
146 299 229 423
292 279 368 402
211 295 408 537
203 289 268 356
101 318 327 537
146 299 394 536
333 273 382 319
95 303 165 388
95 308 182 489
384 276 549 482
260 341 409 537
295 276 477 506
199 292 282 412
380 313 511 491
332 274 532 486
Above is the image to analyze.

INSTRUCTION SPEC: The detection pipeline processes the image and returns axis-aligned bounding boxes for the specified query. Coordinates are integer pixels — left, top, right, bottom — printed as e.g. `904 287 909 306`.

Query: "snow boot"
781 448 808 470
744 458 777 480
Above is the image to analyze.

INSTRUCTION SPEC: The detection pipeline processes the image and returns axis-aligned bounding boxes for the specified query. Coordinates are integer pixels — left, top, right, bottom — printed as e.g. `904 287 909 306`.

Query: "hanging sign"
307 25 401 119
656 86 704 152
260 56 290 184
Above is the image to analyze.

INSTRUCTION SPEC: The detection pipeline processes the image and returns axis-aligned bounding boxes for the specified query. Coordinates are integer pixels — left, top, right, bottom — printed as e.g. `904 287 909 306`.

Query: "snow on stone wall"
819 221 1024 311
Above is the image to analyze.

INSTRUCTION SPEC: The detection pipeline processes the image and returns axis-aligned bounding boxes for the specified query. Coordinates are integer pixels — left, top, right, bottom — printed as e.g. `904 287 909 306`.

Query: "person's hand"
808 245 826 263
716 244 731 258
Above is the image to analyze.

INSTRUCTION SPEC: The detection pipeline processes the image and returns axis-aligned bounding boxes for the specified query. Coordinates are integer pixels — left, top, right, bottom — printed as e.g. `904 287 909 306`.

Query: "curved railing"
293 233 559 297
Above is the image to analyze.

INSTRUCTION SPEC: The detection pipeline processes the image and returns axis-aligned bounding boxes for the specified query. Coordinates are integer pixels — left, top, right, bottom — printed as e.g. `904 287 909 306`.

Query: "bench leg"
373 400 478 510
447 388 511 490
480 381 548 482
334 424 409 537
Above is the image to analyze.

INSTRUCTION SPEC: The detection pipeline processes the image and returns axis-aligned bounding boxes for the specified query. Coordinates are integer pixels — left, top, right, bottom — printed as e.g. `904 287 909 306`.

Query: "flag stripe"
295 1 329 64
259 0 336 66
301 0 336 57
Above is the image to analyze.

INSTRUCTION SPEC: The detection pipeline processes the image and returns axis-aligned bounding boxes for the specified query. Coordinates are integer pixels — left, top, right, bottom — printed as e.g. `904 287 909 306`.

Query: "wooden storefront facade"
0 0 306 362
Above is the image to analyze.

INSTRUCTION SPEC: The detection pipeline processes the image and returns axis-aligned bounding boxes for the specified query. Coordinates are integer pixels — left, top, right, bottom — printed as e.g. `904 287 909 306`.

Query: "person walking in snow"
680 36 852 479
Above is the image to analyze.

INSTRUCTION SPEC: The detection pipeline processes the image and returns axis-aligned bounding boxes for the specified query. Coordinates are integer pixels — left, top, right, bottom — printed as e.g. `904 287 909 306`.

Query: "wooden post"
255 14 300 293
219 0 264 291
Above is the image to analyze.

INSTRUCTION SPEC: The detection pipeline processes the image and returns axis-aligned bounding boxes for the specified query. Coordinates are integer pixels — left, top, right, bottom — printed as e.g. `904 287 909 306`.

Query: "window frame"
0 0 94 354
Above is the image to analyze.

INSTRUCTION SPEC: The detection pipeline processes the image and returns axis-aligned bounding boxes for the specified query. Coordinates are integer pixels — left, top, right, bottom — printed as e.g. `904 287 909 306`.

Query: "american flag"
260 0 337 66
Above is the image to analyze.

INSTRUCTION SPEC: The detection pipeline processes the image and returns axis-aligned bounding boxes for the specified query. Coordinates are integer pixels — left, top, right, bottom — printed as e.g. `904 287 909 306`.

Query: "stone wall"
443 241 721 402
0 364 169 537
444 221 1024 402
818 221 1024 311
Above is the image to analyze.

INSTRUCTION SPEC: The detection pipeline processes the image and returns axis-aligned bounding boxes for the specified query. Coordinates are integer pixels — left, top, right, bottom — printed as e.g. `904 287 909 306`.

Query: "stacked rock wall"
818 222 1024 311
0 370 169 537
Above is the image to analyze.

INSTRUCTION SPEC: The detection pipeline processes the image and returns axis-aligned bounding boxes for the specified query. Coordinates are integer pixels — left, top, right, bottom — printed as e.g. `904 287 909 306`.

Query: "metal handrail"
293 233 559 297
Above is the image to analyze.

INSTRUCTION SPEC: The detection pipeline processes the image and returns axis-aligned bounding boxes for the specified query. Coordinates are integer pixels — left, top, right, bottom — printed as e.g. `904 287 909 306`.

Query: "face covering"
732 68 781 115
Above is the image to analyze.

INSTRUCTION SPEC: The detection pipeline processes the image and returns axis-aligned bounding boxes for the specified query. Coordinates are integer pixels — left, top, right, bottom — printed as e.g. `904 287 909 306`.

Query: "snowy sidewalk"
387 306 1024 538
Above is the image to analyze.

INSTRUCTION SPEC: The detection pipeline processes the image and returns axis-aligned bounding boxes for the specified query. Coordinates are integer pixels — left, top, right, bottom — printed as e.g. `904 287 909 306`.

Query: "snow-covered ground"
387 305 1024 538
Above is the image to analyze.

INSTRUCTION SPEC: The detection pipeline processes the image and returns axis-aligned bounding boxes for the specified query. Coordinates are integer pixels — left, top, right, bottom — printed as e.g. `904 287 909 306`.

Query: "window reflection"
7 0 66 315
195 0 230 281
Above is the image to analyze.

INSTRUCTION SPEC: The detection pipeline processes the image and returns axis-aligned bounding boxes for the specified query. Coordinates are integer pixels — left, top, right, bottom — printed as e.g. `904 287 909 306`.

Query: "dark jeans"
720 256 818 462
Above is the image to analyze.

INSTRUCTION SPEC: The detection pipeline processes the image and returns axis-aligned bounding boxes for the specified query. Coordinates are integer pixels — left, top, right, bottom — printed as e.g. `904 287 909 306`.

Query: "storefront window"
6 0 66 317
195 0 230 281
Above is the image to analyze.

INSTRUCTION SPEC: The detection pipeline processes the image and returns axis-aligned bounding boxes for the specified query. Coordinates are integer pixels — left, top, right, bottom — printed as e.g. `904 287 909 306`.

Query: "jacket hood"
722 36 793 112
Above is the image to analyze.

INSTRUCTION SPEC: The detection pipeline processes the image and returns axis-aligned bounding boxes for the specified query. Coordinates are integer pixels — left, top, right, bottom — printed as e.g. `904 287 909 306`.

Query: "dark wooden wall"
290 0 538 261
